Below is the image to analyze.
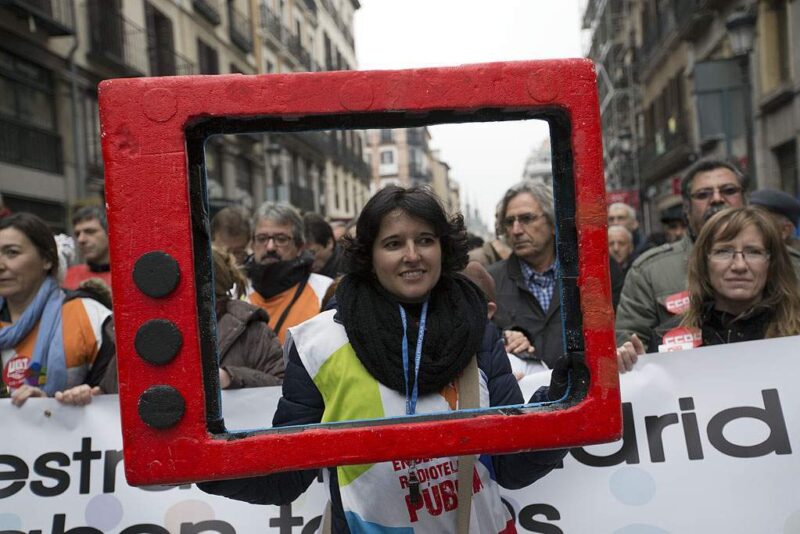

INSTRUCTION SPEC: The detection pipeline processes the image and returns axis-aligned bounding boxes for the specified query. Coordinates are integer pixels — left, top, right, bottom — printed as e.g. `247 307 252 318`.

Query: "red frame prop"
100 59 620 486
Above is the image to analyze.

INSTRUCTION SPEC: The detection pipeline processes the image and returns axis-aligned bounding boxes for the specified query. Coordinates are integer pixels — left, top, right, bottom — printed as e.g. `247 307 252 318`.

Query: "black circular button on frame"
138 385 185 429
135 319 182 365
133 251 180 298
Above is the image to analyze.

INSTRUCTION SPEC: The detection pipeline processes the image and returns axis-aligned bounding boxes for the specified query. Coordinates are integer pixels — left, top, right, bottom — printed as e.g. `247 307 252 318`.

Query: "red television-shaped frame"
100 59 621 486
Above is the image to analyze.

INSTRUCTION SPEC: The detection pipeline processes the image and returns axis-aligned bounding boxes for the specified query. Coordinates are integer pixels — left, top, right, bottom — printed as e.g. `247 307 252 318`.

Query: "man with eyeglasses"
246 202 333 343
486 181 569 369
615 159 751 347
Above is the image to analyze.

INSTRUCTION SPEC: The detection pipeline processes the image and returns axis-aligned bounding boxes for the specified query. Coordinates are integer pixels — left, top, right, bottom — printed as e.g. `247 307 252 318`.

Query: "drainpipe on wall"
66 0 87 208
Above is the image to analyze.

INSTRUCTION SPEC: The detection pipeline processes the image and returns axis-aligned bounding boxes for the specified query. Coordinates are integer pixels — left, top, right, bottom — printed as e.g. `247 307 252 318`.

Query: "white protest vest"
287 310 516 533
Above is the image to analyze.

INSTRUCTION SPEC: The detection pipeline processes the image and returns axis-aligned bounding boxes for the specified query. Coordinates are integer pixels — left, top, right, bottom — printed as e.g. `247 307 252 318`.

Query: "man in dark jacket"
303 212 344 279
488 181 563 368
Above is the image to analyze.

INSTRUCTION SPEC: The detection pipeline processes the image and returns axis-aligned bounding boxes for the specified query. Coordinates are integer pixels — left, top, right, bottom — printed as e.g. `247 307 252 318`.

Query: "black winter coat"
651 304 771 350
488 255 563 368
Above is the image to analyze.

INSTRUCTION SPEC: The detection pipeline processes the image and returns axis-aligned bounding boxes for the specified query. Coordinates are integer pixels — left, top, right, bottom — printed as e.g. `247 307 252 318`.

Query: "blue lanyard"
399 300 429 416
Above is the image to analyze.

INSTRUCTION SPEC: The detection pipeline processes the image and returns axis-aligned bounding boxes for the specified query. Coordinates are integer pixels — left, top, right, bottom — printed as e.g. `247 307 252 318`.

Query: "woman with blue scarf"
1 213 116 406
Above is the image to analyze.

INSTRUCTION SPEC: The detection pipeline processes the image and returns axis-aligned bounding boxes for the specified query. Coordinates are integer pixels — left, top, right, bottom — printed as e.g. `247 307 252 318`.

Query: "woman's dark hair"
0 212 59 277
343 186 469 277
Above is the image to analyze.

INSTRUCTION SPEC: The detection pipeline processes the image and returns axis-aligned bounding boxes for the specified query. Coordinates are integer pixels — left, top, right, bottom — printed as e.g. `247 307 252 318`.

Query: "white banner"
3 336 799 533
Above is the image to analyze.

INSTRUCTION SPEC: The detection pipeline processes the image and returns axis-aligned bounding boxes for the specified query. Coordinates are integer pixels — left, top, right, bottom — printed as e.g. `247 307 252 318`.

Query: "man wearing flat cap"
750 189 800 251
659 204 686 244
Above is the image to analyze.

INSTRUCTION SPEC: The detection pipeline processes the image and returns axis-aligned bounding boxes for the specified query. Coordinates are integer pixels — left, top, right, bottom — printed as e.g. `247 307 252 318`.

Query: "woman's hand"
55 385 102 406
504 330 533 355
616 334 645 373
11 385 46 406
219 368 232 389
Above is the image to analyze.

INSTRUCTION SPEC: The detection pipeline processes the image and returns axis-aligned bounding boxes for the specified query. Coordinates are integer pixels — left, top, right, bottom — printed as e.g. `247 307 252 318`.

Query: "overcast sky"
354 0 585 228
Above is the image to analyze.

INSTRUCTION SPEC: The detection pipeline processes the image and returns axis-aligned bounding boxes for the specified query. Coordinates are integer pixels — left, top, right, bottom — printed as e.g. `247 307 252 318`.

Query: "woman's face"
707 224 769 314
372 209 442 303
0 227 52 304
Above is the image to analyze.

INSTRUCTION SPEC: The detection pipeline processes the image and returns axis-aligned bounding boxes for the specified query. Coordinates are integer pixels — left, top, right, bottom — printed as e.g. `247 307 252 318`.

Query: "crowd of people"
3 156 800 532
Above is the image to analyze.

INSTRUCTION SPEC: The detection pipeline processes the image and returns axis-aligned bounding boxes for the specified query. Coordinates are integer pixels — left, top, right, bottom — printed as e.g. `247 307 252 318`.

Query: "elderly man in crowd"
246 202 332 343
487 181 567 368
608 202 642 249
608 225 635 274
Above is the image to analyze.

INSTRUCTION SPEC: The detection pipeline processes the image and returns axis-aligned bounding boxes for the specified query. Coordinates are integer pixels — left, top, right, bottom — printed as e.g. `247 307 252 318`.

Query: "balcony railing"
320 0 354 49
0 116 62 174
149 48 196 76
260 3 282 42
639 0 713 75
87 2 148 76
193 0 221 25
287 33 303 62
0 0 74 35
638 124 692 182
228 3 253 53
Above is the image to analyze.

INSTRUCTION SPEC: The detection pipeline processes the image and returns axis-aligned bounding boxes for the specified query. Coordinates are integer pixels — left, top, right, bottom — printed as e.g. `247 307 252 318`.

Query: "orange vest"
247 274 332 343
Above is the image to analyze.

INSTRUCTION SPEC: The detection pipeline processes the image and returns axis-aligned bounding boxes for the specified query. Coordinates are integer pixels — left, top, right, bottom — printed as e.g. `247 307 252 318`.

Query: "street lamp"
618 128 633 156
726 9 757 56
725 7 757 182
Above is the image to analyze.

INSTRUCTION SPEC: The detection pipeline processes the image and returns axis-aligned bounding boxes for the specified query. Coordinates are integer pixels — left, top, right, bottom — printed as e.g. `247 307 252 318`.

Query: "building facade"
583 0 799 232
367 127 433 191
366 127 462 214
522 138 554 185
0 0 367 230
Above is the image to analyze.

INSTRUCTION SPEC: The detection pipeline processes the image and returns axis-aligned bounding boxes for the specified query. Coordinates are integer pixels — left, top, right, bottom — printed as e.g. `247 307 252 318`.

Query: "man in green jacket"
615 159 748 347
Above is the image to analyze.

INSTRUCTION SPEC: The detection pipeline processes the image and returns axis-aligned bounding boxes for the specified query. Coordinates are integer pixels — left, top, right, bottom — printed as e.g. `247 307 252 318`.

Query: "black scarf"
335 273 487 395
700 301 771 345
246 256 312 299
87 261 111 273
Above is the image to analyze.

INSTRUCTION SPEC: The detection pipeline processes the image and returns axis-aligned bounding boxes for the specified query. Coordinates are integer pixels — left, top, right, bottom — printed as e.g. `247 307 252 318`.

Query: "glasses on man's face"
503 212 544 229
689 185 743 201
254 233 292 247
708 246 770 264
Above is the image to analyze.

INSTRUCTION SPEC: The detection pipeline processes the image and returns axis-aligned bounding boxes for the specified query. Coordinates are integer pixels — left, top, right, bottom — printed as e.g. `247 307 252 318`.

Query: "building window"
380 129 393 144
145 3 177 76
324 33 333 70
379 148 397 176
236 155 253 193
774 140 797 197
0 49 61 173
334 173 340 210
759 0 793 93
643 74 685 159
409 147 426 178
84 92 102 175
197 38 219 74
204 141 223 198
235 155 254 209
